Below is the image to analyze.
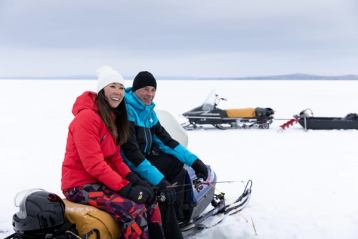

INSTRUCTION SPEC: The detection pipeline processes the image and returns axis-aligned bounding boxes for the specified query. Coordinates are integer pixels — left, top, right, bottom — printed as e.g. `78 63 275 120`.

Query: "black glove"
125 172 151 187
192 159 208 180
119 183 154 204
157 180 176 205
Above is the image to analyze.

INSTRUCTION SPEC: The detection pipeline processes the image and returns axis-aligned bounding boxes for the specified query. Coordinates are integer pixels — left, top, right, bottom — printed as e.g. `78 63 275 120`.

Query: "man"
121 71 208 239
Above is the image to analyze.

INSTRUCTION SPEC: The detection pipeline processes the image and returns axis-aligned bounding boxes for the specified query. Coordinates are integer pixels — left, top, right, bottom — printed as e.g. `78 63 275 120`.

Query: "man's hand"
192 159 208 180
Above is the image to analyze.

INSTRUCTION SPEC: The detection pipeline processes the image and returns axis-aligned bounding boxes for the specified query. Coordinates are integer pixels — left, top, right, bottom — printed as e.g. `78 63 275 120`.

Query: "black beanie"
132 71 157 92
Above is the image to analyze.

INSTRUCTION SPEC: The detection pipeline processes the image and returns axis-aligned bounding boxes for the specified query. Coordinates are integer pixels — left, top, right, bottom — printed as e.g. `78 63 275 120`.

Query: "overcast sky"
0 0 357 77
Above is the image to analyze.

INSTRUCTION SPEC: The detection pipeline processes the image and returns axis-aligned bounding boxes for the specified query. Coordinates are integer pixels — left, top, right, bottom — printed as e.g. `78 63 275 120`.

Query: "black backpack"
5 220 79 239
5 222 99 239
5 190 99 239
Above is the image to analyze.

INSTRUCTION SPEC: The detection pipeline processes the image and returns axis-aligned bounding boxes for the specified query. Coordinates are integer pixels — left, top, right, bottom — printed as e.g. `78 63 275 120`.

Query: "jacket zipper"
143 111 153 154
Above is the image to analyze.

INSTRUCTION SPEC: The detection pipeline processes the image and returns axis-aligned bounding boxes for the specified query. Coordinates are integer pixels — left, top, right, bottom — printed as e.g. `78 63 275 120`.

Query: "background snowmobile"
182 91 274 130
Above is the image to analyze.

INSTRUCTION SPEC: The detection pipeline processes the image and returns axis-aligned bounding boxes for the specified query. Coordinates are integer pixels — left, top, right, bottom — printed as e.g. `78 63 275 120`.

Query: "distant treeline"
198 73 358 80
1 73 358 80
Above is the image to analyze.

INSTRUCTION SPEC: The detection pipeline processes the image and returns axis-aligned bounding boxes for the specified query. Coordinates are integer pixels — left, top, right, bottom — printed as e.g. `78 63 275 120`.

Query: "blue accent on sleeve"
152 135 172 153
124 159 164 186
152 135 197 166
173 144 198 166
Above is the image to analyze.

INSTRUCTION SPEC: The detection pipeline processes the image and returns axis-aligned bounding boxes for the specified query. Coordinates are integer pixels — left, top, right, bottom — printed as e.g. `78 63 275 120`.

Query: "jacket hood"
72 91 98 116
125 87 155 112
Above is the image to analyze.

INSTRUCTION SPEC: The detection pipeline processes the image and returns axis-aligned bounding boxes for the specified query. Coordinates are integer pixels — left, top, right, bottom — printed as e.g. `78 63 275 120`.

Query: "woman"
61 66 164 239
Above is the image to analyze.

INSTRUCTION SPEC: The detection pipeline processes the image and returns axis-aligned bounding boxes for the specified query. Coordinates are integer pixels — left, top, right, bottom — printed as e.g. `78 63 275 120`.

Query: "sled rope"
272 118 298 121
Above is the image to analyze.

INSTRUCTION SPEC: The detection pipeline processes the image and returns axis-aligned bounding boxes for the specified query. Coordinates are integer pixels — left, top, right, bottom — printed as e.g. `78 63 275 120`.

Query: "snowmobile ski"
181 179 252 236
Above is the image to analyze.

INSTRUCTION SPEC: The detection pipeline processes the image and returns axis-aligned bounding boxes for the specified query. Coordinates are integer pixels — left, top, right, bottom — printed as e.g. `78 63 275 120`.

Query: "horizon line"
1 73 358 80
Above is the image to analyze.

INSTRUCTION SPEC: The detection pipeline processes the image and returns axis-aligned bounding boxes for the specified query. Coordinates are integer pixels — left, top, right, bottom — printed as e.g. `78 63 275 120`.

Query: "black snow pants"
147 151 191 239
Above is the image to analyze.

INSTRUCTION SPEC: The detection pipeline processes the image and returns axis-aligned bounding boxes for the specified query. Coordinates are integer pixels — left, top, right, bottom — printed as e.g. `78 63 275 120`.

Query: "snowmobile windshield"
202 90 217 111
14 188 44 219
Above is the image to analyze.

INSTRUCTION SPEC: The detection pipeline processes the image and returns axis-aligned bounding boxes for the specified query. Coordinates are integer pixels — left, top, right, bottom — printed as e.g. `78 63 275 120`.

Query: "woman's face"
103 83 125 108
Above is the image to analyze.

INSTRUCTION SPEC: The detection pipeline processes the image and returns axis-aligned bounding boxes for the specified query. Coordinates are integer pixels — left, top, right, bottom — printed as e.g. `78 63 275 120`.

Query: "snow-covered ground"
1 79 358 238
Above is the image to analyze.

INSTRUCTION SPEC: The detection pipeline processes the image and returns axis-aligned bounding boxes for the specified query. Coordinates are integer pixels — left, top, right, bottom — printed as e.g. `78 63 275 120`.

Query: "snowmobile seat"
224 108 256 118
63 199 120 239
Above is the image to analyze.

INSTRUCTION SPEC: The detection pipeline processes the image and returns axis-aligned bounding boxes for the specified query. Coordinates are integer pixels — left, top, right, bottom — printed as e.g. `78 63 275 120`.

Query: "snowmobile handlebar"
153 179 251 202
154 178 206 202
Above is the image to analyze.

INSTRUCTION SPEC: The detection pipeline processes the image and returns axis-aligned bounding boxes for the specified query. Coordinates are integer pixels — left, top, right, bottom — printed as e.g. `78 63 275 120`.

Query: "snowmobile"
296 109 358 130
156 109 253 235
6 110 252 239
182 91 274 130
180 166 252 237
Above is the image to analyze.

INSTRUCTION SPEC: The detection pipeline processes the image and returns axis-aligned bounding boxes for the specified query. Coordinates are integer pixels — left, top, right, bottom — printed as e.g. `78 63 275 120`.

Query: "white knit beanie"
96 66 125 93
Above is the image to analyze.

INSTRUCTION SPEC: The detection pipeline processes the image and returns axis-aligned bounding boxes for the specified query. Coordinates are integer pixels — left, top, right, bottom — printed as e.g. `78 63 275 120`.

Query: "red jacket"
61 91 131 191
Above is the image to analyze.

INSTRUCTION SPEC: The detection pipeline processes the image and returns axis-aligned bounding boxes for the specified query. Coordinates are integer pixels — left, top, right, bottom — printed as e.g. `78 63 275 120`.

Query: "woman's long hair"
96 90 129 145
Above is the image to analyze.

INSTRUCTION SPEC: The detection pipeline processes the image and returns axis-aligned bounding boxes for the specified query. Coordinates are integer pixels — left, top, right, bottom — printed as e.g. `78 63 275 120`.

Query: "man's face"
134 86 156 105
